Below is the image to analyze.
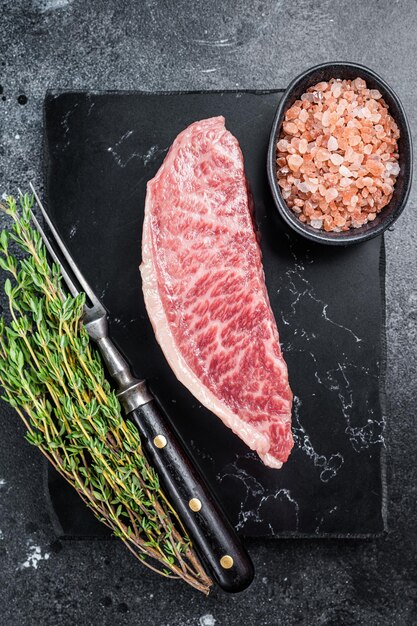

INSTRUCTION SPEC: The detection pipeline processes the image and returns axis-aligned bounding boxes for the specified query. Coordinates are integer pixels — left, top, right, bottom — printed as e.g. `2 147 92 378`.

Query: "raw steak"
140 116 293 468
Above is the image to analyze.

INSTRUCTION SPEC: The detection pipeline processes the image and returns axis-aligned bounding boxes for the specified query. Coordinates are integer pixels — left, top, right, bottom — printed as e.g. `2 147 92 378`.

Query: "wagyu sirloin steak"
140 116 293 468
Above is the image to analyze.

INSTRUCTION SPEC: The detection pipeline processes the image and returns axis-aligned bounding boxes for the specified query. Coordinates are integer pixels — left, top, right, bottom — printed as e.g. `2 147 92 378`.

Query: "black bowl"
267 62 413 245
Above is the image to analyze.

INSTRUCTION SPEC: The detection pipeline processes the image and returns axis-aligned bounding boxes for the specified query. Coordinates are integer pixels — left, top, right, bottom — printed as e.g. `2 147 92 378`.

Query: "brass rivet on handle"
153 435 167 449
189 498 202 512
220 555 234 569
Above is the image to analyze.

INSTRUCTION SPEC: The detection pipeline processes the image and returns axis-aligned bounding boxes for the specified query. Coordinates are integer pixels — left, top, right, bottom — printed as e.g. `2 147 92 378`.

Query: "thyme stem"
0 194 212 595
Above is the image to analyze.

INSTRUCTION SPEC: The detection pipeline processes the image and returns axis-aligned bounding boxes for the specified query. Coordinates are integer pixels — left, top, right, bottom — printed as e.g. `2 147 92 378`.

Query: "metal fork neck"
83 317 152 412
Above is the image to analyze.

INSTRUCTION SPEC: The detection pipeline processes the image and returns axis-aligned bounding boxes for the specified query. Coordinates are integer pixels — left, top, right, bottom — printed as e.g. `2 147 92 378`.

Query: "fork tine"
29 183 102 309
18 187 79 299
28 208 80 299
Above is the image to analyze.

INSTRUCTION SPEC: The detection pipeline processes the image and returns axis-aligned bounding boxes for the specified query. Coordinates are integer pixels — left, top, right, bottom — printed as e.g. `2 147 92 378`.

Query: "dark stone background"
0 1 416 624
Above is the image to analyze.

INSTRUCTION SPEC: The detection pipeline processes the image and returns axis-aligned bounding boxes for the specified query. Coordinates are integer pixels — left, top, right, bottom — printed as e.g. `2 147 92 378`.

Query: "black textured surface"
45 89 386 539
1 1 417 625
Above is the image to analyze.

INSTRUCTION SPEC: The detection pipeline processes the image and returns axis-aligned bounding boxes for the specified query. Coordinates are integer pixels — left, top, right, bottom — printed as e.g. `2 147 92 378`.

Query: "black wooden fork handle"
128 398 254 593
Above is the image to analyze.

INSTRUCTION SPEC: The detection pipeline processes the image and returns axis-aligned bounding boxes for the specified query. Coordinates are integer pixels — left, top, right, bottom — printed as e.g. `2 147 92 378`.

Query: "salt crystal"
331 83 342 98
386 162 400 176
299 109 309 123
365 159 384 176
370 89 382 99
297 182 310 194
336 102 346 116
312 91 324 103
349 135 361 147
299 138 308 154
301 93 315 102
283 122 299 135
321 110 330 127
330 153 344 166
316 148 330 162
287 154 303 171
277 139 290 151
344 146 355 163
339 165 353 177
325 188 338 203
353 77 366 90
286 106 301 120
340 177 352 187
327 136 338 151
310 218 323 230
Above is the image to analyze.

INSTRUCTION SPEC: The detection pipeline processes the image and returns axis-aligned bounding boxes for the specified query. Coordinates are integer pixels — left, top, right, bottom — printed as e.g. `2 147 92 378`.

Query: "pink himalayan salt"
331 82 343 98
321 110 331 127
325 188 338 203
277 139 290 151
339 165 353 177
283 122 298 135
299 138 308 154
327 136 338 151
365 159 385 176
287 154 303 171
276 76 400 232
330 153 344 166
316 148 330 162
370 89 382 99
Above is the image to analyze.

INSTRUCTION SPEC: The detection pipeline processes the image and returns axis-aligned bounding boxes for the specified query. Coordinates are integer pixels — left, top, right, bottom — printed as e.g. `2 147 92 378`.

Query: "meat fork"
27 183 254 593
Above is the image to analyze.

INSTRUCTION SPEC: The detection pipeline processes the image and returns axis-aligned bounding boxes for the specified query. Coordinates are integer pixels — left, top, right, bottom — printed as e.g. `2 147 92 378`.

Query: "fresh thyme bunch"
0 193 211 594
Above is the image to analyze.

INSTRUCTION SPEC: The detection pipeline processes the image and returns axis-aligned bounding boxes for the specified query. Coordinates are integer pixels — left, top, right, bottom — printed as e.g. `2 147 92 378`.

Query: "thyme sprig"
0 193 211 594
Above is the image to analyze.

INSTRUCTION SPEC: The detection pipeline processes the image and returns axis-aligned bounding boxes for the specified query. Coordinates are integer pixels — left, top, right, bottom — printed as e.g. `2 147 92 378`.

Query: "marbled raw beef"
140 116 293 467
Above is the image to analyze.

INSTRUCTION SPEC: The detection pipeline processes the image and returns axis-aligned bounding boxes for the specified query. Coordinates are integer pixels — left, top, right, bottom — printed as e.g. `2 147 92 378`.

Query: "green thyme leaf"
0 193 212 595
